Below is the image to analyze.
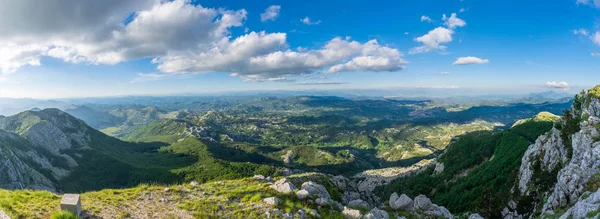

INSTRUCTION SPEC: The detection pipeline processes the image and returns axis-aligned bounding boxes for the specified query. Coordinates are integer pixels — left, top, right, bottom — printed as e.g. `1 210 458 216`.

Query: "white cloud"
576 0 600 7
0 0 404 82
546 81 569 90
442 13 466 29
0 0 247 73
410 13 465 54
260 5 280 22
572 28 589 36
300 17 322 25
594 32 600 46
459 8 466 12
156 36 406 81
592 52 600 57
440 72 450 75
452 56 489 65
410 27 453 54
421 16 433 23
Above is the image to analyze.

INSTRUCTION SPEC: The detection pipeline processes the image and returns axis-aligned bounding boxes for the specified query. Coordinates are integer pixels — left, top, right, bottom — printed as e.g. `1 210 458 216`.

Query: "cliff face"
510 86 600 218
0 109 93 191
0 130 55 191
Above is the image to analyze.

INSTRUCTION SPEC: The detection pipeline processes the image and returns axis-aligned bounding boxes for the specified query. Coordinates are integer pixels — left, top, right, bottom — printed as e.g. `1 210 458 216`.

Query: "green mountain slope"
377 112 559 218
0 109 195 193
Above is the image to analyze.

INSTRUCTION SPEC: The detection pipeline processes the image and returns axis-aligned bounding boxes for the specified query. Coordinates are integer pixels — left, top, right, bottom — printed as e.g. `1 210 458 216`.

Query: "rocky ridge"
508 86 600 218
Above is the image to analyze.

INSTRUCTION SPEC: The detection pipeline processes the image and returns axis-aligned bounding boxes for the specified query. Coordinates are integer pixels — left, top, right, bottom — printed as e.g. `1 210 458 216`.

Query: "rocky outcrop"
342 206 362 219
301 181 331 199
389 193 413 210
348 199 370 209
544 115 600 212
509 87 600 217
559 188 600 219
263 197 282 206
0 130 55 191
0 209 10 219
363 207 390 219
469 213 484 219
270 178 297 194
413 195 433 211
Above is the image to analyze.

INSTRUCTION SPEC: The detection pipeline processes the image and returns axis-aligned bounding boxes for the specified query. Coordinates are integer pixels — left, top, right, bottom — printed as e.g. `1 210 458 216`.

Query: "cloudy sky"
0 0 599 98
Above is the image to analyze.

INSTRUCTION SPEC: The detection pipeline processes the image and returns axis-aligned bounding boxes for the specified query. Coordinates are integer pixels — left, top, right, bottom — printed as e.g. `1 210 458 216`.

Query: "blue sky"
0 0 599 98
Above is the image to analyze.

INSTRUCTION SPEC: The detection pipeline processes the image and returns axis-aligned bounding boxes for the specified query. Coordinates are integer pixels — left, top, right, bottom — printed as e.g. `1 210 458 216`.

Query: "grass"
50 211 78 219
0 175 344 219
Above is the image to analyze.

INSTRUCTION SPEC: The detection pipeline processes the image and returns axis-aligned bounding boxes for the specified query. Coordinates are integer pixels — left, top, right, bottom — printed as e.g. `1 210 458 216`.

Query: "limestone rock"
348 199 370 209
425 204 453 219
263 197 282 206
559 188 600 219
434 162 445 175
389 193 413 210
343 191 361 204
270 178 297 194
363 207 390 219
296 189 310 200
469 213 484 219
342 207 362 219
0 210 10 219
301 181 331 199
315 197 329 206
413 195 432 211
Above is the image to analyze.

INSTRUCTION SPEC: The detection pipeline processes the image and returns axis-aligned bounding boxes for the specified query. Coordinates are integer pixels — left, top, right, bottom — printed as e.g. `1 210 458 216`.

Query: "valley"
0 89 587 218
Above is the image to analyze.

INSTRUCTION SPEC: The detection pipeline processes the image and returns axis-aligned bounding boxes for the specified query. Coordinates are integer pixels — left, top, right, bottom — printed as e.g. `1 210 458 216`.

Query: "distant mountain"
0 109 194 192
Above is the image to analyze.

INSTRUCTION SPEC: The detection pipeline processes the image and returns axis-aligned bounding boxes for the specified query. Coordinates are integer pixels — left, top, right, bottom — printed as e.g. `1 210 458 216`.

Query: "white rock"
316 197 329 206
342 206 362 219
363 207 390 219
296 189 310 200
389 193 413 210
414 195 432 211
164 187 170 192
0 210 9 219
301 181 331 199
559 188 600 219
263 197 282 206
348 199 370 209
189 181 199 187
270 178 297 194
469 213 484 219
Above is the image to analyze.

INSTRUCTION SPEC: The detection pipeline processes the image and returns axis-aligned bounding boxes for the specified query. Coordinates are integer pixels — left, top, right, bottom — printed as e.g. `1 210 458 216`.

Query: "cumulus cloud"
546 81 569 90
452 56 489 65
594 32 600 46
261 5 281 22
0 0 405 82
300 17 321 25
572 28 589 36
576 0 600 7
410 12 465 54
410 27 453 54
0 0 247 73
420 16 433 23
442 13 466 29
